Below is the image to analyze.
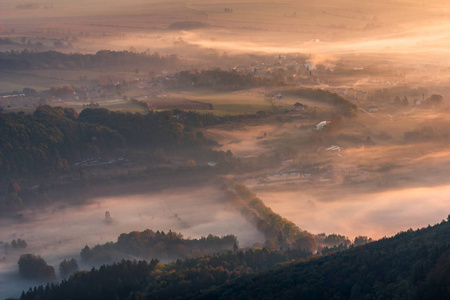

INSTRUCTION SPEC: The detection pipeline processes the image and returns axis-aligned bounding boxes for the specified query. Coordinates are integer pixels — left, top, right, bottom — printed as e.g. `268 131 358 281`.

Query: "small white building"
316 121 329 131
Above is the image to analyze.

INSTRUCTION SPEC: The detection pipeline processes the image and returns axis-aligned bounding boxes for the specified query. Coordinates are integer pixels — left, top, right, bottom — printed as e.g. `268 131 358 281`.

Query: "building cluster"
230 55 323 85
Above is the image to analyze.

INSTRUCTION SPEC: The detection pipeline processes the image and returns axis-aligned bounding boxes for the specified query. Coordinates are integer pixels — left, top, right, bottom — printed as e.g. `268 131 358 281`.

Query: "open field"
138 96 213 110
0 71 79 92
68 99 147 113
164 89 275 115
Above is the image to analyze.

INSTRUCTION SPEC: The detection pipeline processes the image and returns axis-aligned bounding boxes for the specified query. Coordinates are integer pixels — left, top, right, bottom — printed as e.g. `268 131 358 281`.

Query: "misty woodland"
1 0 450 299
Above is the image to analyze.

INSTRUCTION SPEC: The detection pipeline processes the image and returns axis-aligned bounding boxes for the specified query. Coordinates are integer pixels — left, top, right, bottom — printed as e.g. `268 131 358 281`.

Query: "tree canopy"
19 218 450 300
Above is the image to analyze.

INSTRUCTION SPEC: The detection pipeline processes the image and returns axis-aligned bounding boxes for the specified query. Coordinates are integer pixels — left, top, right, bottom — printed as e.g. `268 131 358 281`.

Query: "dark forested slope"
0 106 230 212
19 248 311 300
197 217 450 300
0 106 220 180
20 217 450 300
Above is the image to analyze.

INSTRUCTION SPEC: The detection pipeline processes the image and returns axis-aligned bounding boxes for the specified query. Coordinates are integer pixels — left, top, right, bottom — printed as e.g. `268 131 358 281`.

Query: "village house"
368 106 378 112
287 110 302 117
292 102 307 111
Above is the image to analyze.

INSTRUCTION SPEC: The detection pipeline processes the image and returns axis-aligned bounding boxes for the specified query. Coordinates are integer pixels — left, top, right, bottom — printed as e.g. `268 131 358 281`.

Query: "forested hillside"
164 68 284 91
0 106 124 179
198 217 450 300
19 248 312 300
20 217 450 300
0 106 232 212
0 106 219 180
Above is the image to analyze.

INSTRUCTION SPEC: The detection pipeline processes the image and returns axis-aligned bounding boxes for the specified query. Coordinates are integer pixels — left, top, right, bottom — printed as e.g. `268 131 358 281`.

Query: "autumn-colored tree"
12 182 20 193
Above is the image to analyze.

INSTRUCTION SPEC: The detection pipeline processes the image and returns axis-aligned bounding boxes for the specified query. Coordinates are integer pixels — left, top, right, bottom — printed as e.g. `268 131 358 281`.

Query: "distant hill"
20 216 450 300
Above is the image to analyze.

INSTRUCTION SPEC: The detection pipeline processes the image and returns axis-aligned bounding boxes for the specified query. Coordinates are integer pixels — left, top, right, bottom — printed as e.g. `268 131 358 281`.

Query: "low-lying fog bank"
257 184 450 241
205 123 281 158
0 186 264 299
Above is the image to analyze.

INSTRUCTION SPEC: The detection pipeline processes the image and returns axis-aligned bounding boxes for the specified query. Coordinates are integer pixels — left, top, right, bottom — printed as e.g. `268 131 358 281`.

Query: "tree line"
0 50 178 71
290 88 358 117
226 183 317 251
19 217 450 300
163 68 285 91
226 183 370 253
79 229 238 264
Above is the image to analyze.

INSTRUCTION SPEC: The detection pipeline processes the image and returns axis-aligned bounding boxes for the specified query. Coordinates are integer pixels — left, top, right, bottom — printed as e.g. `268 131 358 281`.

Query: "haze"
1 0 450 299
0 186 264 298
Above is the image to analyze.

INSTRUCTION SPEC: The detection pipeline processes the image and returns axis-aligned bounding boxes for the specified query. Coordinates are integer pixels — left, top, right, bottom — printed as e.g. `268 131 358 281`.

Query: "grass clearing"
164 89 274 116
0 71 79 93
64 99 147 113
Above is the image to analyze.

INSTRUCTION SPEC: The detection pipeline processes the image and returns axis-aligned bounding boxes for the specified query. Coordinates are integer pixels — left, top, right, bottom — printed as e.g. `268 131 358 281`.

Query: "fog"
257 185 450 241
211 109 450 240
181 23 450 58
0 186 264 299
2 0 450 298
3 0 450 67
205 123 282 158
